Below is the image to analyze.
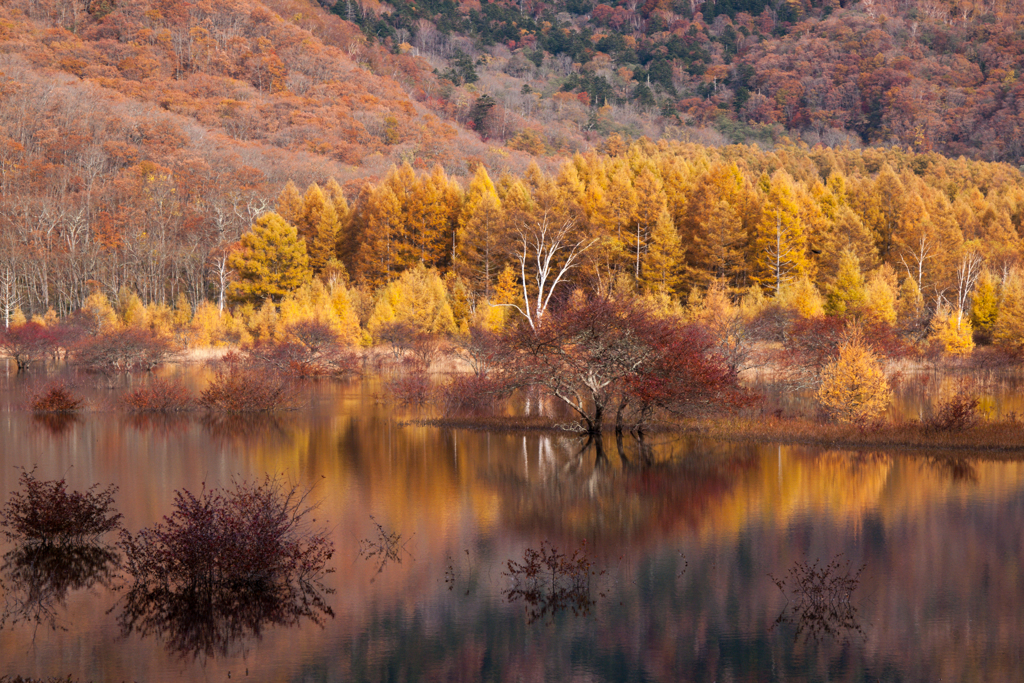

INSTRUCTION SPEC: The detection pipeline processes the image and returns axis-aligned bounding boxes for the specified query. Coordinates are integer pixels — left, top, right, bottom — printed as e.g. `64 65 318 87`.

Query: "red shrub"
926 390 981 432
120 379 196 413
29 382 82 413
437 374 511 415
74 328 174 374
0 468 122 546
384 371 433 406
200 358 294 412
0 322 58 370
118 477 334 658
245 320 359 378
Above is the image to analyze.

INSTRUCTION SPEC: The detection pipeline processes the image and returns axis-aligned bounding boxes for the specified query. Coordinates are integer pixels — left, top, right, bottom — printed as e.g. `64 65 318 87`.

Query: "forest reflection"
0 380 1023 681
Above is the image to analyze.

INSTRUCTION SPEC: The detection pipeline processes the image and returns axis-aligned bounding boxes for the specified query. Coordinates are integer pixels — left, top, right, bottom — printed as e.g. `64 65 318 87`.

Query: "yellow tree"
970 268 999 336
310 200 343 278
296 183 330 245
405 166 460 268
993 269 1024 352
366 264 457 338
825 248 866 316
631 168 667 282
862 265 898 325
457 166 506 298
355 184 403 289
684 161 749 287
817 328 892 423
928 302 974 355
752 172 808 296
276 181 304 226
228 212 312 304
639 209 684 296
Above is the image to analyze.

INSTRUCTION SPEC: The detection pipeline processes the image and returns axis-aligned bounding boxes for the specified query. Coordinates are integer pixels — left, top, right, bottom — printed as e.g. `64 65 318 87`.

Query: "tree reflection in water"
117 576 334 660
927 456 978 483
0 543 119 631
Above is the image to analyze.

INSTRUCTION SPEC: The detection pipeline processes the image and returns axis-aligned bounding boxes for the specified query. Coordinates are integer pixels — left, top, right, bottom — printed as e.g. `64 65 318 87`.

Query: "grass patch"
691 414 1024 454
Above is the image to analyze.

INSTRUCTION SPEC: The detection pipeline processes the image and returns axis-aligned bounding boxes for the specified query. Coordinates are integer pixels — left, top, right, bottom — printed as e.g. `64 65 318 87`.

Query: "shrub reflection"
0 543 119 630
117 575 333 659
502 541 604 624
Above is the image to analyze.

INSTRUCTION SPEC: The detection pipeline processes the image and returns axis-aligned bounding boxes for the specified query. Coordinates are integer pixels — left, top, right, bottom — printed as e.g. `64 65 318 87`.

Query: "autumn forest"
1 0 1024 356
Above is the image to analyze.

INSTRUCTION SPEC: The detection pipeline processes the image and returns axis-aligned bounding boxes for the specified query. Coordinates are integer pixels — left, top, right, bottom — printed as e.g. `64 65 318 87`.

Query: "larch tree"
752 172 808 296
817 328 892 424
227 212 311 304
355 184 404 289
276 181 304 226
825 248 866 316
639 209 684 296
457 166 506 298
993 269 1024 352
862 265 899 325
310 200 343 278
970 268 999 336
297 183 330 245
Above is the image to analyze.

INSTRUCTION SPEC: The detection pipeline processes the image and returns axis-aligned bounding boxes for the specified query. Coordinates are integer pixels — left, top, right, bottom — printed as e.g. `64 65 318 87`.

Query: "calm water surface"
0 368 1022 682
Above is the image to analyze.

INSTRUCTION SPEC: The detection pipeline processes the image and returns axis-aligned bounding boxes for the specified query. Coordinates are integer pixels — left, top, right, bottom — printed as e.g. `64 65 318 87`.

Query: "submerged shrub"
383 371 432 406
120 476 333 593
29 382 82 414
120 379 196 413
118 477 335 658
199 355 294 412
0 468 122 546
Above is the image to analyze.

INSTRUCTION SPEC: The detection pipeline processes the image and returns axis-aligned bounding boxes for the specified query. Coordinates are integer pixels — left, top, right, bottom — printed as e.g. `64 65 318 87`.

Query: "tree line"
6 138 1024 362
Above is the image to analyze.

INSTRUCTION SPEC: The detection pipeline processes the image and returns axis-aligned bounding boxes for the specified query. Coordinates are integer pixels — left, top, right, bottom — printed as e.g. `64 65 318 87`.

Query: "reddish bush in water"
926 389 981 432
0 468 122 547
0 322 58 370
245 320 358 378
437 374 511 415
73 328 174 374
199 355 294 412
29 382 83 414
120 379 196 413
384 370 433 406
117 477 334 659
120 476 333 593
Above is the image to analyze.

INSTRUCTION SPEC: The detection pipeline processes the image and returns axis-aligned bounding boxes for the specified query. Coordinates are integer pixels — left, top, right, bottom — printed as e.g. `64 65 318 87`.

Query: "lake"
0 366 1022 682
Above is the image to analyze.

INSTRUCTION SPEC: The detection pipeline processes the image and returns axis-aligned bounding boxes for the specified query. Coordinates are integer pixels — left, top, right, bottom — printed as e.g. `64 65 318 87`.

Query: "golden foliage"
817 329 892 423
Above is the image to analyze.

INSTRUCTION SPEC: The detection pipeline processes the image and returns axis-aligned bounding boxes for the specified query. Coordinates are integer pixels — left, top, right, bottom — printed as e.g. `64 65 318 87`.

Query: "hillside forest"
3 0 1024 364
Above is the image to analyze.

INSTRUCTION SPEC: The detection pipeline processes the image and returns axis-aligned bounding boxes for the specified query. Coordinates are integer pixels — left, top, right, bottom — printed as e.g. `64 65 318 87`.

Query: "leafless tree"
497 213 595 330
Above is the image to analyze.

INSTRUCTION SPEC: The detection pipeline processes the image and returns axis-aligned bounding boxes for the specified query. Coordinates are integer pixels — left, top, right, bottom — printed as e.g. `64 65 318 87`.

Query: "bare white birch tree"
497 213 595 330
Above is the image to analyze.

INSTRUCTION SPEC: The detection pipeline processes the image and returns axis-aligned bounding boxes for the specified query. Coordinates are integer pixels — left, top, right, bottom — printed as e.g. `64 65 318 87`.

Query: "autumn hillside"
0 0 533 171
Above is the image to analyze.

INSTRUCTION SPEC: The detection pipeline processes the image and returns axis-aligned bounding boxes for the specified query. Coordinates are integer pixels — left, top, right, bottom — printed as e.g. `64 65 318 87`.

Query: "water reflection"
502 541 603 624
1 373 1024 681
770 555 865 643
0 543 119 631
926 455 979 483
29 413 80 435
117 576 334 660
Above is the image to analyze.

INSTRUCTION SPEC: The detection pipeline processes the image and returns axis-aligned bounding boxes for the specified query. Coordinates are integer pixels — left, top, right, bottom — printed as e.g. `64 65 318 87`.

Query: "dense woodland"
4 0 1024 366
